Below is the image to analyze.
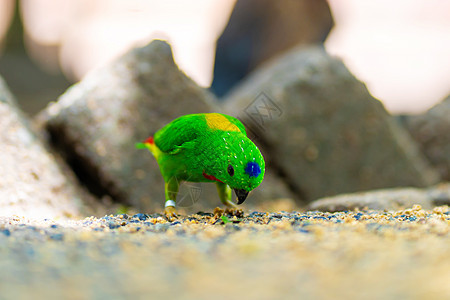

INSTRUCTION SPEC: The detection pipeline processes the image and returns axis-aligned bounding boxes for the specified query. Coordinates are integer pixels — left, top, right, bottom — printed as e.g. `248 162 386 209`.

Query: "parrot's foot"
164 206 178 221
225 207 244 218
219 200 244 217
213 206 244 218
222 199 237 208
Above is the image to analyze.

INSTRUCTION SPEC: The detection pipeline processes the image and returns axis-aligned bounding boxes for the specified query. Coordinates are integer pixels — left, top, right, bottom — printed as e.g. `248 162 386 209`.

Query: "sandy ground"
0 205 449 300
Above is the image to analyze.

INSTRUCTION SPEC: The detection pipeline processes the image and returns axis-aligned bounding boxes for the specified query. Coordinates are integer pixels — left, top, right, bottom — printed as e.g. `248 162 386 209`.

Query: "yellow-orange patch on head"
205 113 240 132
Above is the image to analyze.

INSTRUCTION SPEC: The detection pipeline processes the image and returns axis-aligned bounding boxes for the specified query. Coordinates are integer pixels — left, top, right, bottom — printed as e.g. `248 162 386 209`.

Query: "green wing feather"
150 113 247 155
153 114 205 154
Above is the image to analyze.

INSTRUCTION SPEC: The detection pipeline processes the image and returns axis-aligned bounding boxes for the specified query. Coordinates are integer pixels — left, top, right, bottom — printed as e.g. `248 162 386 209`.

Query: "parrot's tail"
135 136 162 160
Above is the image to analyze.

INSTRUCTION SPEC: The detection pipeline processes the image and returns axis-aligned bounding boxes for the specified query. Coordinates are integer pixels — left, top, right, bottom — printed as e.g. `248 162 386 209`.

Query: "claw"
225 207 244 218
164 206 178 221
222 200 244 217
223 199 238 208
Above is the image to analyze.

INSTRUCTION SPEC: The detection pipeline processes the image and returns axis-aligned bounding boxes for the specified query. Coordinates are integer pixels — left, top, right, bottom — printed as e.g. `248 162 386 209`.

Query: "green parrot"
136 113 265 217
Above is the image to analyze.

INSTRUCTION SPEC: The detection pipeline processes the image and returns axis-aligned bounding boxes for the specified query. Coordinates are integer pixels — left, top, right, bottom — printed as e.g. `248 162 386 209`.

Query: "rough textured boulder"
247 167 296 207
0 76 87 218
211 0 334 96
171 167 296 214
40 41 215 211
224 46 439 203
308 183 450 212
40 40 292 212
401 95 450 181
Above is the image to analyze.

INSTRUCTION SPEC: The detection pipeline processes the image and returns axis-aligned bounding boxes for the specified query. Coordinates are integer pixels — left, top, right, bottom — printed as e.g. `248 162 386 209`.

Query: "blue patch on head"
245 162 261 178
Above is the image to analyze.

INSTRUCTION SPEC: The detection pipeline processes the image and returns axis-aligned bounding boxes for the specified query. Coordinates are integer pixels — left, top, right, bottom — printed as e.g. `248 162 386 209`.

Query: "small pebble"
133 213 149 221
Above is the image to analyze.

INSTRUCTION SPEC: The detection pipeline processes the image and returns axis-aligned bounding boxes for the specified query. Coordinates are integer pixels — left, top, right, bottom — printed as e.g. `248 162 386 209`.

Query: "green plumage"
137 113 265 212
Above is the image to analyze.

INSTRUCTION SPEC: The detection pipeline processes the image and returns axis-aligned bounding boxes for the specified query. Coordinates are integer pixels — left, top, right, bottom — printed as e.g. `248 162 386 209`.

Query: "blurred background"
0 0 449 115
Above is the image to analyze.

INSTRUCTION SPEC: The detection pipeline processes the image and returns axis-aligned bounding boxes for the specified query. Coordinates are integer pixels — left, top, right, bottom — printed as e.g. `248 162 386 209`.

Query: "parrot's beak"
234 189 249 205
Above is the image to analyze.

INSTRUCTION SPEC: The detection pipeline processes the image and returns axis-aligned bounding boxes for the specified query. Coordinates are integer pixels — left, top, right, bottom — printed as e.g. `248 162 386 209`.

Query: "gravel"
0 206 449 299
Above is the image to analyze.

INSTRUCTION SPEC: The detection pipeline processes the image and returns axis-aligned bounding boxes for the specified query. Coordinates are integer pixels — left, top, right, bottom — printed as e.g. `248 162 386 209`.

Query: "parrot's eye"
227 164 234 176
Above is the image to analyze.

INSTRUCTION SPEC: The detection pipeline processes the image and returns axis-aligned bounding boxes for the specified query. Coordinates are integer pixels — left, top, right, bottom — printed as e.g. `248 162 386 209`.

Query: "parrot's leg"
216 182 237 208
164 178 179 220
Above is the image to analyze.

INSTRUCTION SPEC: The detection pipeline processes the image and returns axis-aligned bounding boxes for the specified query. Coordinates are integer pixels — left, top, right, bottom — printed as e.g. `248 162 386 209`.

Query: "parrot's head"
210 132 265 205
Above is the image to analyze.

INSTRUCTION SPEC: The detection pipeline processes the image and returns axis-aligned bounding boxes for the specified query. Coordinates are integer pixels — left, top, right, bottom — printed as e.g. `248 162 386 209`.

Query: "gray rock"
211 0 334 96
401 95 450 181
0 76 87 218
40 40 215 211
246 167 297 208
175 164 296 213
308 183 450 212
40 40 292 212
224 46 439 203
